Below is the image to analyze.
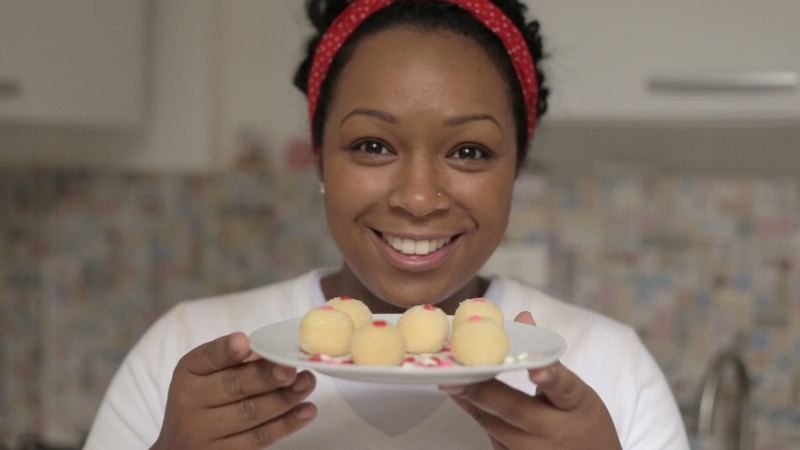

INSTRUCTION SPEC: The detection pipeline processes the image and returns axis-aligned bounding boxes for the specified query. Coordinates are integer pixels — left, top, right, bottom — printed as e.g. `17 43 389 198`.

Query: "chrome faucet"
697 348 753 450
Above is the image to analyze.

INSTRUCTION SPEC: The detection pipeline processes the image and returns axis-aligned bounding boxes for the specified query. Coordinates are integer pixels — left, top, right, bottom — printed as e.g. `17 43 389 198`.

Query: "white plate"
250 314 567 385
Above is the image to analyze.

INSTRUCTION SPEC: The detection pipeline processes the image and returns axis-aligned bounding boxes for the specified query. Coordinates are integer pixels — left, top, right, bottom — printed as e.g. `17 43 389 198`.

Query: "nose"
387 157 449 218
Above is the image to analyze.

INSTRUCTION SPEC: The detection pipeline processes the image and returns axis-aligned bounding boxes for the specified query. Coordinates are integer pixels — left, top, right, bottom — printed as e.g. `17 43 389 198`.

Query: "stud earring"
319 183 326 195
436 192 443 197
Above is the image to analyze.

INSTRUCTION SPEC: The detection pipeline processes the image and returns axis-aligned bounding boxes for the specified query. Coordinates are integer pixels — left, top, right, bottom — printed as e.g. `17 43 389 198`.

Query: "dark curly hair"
293 0 550 166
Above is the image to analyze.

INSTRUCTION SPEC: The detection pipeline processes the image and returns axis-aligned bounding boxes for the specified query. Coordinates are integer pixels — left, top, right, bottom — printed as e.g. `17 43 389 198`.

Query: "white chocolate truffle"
350 320 406 366
326 296 372 329
453 297 503 329
299 306 354 357
450 315 509 366
397 304 449 353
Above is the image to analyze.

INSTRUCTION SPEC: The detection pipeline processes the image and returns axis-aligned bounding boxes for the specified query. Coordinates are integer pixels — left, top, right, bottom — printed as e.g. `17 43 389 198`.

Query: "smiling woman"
318 28 518 314
84 1 689 450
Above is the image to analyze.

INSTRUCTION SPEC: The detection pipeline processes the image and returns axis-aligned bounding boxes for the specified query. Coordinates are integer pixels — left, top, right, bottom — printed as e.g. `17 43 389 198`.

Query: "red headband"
307 0 539 148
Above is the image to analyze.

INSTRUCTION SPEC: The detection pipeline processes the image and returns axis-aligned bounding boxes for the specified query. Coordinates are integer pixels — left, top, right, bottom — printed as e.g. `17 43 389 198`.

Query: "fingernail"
532 368 551 384
272 366 289 382
295 405 315 420
292 374 311 393
439 385 464 395
228 333 243 356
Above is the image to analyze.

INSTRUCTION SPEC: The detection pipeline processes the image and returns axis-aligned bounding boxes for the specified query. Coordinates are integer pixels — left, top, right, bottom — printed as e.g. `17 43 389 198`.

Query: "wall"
216 0 313 167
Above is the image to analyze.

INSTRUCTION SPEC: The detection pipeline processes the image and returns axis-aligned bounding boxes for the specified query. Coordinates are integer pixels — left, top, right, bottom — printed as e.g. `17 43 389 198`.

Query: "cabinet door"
529 0 800 122
0 0 145 128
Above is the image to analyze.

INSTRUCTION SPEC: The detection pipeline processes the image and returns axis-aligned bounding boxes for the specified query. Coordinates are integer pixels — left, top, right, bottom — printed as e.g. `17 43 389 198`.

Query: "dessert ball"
350 320 406 366
326 296 372 329
299 306 354 357
450 315 509 366
453 297 503 329
397 304 449 353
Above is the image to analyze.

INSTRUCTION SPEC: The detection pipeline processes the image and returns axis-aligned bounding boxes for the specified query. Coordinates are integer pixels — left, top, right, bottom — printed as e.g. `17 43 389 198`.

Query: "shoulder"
175 269 320 331
134 270 321 368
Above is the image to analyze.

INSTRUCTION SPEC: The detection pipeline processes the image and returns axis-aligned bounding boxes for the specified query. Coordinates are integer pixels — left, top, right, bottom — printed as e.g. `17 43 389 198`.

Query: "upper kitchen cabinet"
530 0 800 123
0 0 146 129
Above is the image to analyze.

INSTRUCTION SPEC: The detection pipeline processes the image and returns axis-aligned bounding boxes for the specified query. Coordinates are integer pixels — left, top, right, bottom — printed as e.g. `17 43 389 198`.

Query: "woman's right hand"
151 332 317 450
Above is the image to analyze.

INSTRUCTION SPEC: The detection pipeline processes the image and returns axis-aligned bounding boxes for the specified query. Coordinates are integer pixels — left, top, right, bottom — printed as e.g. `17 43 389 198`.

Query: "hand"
151 332 317 450
439 312 621 450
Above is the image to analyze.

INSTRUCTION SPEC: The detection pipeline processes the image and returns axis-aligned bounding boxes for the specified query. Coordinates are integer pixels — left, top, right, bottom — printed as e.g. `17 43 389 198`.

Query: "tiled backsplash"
1 167 798 448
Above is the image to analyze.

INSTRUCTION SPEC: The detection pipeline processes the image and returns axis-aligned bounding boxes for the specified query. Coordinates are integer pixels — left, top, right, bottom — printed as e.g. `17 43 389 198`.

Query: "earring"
436 192 443 197
319 183 326 195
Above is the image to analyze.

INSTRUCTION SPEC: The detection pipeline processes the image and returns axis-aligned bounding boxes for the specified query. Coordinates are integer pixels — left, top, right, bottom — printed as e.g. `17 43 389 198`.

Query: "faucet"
697 348 753 450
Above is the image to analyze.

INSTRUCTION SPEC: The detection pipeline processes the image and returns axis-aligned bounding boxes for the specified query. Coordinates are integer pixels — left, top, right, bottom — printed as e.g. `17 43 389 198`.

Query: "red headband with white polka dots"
307 0 539 149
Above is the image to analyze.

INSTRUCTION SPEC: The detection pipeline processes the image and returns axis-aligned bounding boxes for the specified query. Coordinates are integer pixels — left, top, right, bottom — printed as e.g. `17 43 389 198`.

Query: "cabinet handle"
648 71 799 92
0 78 22 97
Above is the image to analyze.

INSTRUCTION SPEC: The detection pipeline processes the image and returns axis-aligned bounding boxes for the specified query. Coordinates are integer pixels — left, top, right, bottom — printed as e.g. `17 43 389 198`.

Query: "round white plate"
250 314 567 385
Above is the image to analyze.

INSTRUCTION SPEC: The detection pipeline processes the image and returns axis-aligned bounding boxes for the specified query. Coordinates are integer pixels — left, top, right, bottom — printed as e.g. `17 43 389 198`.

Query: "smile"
369 228 462 273
380 233 452 256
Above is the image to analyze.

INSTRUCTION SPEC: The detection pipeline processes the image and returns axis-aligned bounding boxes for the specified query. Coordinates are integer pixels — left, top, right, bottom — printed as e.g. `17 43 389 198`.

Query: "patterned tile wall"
1 167 798 448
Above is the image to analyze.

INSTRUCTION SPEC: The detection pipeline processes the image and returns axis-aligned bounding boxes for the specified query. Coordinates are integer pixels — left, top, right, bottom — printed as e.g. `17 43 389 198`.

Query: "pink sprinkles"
306 352 353 365
415 355 454 368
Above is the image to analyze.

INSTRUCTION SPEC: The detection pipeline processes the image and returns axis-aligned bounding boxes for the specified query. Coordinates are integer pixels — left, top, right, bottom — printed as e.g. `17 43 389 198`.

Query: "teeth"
382 233 451 256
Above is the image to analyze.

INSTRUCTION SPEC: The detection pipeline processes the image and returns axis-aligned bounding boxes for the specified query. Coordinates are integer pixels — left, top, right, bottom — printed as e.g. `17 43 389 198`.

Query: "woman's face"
320 27 518 309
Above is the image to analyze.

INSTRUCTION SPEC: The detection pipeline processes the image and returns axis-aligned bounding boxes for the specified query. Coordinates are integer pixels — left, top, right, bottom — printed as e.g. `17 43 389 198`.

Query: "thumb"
513 310 536 326
182 332 251 376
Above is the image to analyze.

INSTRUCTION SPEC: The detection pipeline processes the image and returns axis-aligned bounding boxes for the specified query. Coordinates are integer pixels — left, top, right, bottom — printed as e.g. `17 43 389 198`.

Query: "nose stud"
436 192 443 197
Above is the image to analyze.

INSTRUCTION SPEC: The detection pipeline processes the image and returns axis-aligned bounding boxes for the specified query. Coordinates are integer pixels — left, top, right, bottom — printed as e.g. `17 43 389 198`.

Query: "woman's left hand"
439 311 622 450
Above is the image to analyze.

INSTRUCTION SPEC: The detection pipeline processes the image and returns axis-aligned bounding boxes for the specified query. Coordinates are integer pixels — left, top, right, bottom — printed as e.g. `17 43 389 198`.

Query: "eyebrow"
444 113 502 132
340 108 503 133
341 108 399 126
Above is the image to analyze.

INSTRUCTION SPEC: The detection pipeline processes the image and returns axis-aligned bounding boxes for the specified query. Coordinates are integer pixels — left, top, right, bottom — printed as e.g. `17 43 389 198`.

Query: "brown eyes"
450 145 490 160
350 139 492 160
352 140 392 155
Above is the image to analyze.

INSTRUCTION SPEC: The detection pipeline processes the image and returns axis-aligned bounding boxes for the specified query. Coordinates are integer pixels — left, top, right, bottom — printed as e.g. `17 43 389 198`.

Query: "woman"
85 1 689 449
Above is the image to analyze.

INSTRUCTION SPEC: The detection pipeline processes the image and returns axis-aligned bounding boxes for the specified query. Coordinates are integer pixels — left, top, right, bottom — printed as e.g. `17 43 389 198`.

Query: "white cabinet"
529 0 800 122
0 0 146 128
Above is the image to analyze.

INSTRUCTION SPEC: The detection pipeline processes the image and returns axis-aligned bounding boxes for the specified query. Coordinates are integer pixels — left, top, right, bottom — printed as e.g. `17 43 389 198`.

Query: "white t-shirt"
84 269 689 449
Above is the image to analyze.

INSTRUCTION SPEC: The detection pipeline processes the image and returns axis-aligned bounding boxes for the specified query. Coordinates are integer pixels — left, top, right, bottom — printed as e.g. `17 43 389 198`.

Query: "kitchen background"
1 1 799 449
